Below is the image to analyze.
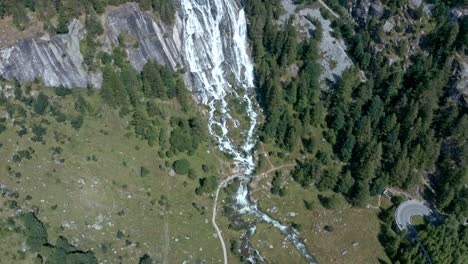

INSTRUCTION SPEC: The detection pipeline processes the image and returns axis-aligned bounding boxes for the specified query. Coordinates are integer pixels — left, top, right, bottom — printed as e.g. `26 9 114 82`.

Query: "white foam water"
180 0 317 263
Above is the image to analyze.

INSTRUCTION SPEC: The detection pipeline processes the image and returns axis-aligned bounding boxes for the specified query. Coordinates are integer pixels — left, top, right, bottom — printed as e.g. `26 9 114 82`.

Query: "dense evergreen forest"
379 203 467 263
245 0 466 213
99 41 210 158
246 0 466 262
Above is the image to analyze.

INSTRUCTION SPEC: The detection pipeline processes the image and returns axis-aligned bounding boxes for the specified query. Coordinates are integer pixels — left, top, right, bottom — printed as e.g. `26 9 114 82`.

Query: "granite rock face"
280 0 353 83
0 20 89 88
299 9 353 83
351 0 384 25
0 4 182 88
105 3 183 72
452 59 468 107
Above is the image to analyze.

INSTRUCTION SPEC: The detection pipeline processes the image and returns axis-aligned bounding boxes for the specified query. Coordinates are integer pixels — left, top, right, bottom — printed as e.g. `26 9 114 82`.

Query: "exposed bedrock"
0 20 90 88
105 3 183 72
280 0 353 84
0 3 183 89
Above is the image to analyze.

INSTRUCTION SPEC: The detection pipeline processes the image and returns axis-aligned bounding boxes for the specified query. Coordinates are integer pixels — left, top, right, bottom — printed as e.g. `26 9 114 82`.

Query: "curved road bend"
395 200 432 233
395 200 436 264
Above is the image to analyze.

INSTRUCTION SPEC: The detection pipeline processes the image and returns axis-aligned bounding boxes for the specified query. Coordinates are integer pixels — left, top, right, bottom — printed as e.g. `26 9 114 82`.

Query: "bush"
12 149 33 163
172 159 191 175
56 9 69 34
140 166 150 177
170 127 195 152
139 254 153 264
116 230 125 239
230 240 239 256
54 86 72 97
54 111 67 123
33 92 49 115
291 222 303 231
319 194 340 209
31 124 47 142
22 212 48 252
224 206 234 216
71 115 84 131
303 199 315 211
0 122 6 134
195 176 218 195
202 164 210 173
22 211 97 262
188 168 198 180
85 11 103 37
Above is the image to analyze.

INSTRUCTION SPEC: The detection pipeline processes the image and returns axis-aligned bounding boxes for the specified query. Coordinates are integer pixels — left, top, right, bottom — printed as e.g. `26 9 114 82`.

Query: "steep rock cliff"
0 20 90 88
105 3 182 72
0 4 182 88
280 0 353 83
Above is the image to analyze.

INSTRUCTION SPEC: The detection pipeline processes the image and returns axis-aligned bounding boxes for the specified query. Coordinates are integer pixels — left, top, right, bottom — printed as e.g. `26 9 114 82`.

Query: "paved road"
395 200 431 233
395 200 437 264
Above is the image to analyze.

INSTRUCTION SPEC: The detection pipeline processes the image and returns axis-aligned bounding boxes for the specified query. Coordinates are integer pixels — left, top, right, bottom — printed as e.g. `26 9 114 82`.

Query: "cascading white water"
180 0 317 263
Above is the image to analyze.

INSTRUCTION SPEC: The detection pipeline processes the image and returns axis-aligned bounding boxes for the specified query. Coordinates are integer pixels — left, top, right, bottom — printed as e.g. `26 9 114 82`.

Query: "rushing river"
180 0 317 263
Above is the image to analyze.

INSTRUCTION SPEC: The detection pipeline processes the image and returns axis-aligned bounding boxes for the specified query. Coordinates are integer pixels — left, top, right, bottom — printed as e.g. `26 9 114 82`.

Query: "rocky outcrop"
0 20 90 88
350 0 384 25
280 0 353 83
451 58 468 107
105 3 182 71
298 9 352 83
0 4 182 88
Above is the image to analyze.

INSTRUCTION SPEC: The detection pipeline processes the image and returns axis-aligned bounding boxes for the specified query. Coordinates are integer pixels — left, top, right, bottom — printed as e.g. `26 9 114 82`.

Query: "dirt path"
386 187 416 199
260 144 274 169
251 163 296 186
163 174 171 264
212 174 240 264
163 214 169 264
318 0 340 18
211 147 295 264
260 164 295 178
249 164 296 197
366 195 381 209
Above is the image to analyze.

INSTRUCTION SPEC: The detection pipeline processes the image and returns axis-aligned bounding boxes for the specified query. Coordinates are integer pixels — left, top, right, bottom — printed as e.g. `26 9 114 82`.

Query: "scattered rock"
409 0 422 7
287 212 297 217
383 21 395 33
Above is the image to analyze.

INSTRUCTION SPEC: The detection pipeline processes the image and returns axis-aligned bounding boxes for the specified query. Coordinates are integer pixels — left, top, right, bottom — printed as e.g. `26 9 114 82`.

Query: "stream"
180 0 317 263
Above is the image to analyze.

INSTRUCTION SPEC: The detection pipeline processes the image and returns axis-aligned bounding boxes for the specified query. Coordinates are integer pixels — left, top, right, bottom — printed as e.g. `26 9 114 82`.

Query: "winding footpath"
211 162 297 264
318 0 340 18
212 175 240 264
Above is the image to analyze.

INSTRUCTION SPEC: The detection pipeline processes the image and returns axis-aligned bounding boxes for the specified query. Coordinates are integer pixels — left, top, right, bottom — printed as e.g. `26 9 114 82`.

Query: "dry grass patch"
251 174 389 263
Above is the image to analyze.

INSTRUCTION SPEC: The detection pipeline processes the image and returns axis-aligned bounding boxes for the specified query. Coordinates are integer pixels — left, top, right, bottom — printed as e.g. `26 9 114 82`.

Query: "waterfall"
180 0 317 263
